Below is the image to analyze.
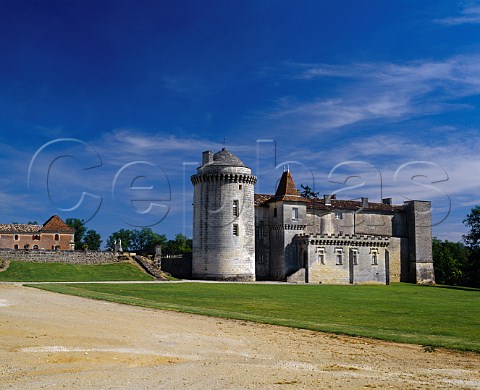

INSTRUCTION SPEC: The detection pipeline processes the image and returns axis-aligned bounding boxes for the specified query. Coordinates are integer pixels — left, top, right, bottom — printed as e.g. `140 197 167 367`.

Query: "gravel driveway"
0 284 479 389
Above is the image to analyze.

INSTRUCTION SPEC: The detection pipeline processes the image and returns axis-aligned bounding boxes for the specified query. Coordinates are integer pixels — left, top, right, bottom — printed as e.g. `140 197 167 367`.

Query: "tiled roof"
41 215 74 233
307 198 403 212
0 215 74 234
0 224 42 233
265 170 309 203
254 194 273 206
254 194 403 212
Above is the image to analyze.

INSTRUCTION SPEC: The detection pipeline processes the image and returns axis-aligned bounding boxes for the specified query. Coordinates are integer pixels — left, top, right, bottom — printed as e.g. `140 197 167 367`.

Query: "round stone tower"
191 148 257 281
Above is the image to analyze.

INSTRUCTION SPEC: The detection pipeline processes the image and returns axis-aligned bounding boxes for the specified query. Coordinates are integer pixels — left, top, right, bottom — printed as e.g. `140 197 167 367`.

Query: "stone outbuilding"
0 215 75 251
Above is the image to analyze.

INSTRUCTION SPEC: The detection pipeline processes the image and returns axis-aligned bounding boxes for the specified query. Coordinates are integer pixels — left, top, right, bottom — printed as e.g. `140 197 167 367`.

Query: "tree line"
432 206 480 287
65 218 191 255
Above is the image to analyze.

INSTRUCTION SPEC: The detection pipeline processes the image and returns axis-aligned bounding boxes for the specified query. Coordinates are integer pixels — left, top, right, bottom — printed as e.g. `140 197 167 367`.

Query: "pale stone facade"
193 149 435 284
191 149 257 281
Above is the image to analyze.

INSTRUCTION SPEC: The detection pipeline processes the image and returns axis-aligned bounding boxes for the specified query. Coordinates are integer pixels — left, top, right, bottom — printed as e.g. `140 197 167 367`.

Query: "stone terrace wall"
0 249 120 264
158 253 192 279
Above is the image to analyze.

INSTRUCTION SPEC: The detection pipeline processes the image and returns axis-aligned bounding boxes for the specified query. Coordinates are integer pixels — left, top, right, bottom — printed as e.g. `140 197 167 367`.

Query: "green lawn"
0 261 154 282
29 282 480 352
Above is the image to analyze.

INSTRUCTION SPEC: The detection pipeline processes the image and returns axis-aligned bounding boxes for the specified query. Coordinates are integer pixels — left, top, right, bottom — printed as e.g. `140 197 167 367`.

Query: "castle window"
33 245 39 250
317 248 325 264
352 249 358 265
273 207 277 218
335 248 343 265
54 234 60 241
257 227 264 238
14 234 19 241
33 234 40 241
292 207 298 221
233 224 239 236
53 245 60 251
14 244 19 250
371 250 378 265
335 212 342 219
239 184 242 190
233 200 239 217
258 253 264 264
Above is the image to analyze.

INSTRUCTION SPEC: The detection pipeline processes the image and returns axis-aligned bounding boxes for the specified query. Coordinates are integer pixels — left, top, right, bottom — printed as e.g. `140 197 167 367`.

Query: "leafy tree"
84 230 102 251
131 228 167 253
106 229 135 251
66 218 87 250
432 238 470 286
163 234 192 255
66 218 102 251
27 221 38 225
300 184 319 199
463 205 480 248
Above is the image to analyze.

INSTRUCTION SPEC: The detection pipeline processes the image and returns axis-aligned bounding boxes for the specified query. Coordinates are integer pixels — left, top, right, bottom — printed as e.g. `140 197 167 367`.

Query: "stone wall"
0 249 120 264
404 200 435 284
159 253 192 279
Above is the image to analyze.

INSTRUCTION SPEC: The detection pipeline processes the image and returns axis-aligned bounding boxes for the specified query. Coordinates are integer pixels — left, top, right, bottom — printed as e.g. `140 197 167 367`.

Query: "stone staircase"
133 255 167 280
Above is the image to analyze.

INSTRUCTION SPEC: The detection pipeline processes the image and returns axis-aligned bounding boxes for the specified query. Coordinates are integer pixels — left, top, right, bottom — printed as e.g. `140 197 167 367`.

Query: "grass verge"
28 282 480 352
0 260 154 282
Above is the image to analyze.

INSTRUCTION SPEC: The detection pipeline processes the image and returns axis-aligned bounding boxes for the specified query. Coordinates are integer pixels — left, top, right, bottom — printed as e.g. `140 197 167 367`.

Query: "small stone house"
0 215 74 251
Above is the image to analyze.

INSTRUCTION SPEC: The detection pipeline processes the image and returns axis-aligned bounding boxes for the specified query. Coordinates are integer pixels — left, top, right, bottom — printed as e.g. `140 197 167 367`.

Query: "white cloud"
261 55 480 134
434 4 480 25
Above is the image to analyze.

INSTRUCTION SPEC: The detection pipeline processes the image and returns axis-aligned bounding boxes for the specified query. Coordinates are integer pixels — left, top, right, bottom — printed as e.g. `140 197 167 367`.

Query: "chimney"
202 151 213 165
382 198 392 205
324 194 331 206
361 197 368 208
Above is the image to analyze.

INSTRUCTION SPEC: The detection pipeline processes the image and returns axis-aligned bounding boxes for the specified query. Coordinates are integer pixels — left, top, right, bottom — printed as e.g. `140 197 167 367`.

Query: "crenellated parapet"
191 173 257 185
294 233 390 247
271 224 306 231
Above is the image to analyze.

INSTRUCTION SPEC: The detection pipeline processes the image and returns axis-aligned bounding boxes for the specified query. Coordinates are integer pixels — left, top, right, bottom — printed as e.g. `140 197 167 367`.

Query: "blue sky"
1 0 480 245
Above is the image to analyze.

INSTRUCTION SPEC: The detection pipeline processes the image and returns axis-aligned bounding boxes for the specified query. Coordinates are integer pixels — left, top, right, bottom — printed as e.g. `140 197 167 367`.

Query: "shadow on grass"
423 284 480 292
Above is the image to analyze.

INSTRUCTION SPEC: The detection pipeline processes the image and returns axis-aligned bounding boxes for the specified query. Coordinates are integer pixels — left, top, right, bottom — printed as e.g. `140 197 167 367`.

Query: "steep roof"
41 215 74 233
266 170 309 203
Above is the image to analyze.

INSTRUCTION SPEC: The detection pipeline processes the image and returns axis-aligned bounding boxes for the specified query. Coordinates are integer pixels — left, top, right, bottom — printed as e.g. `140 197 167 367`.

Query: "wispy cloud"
261 55 480 133
434 3 480 25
